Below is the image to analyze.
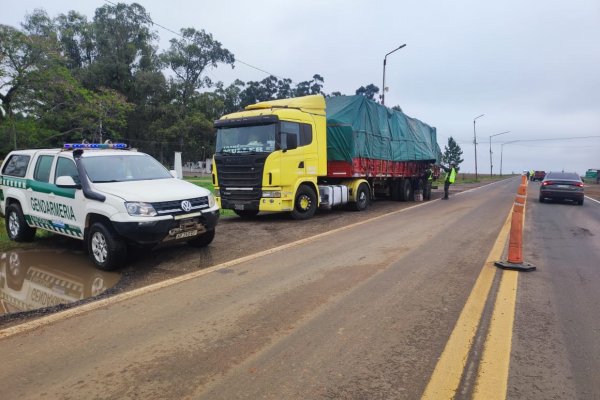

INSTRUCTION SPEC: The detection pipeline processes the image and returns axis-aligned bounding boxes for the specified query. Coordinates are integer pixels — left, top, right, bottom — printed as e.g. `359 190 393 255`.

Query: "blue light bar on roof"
64 143 127 150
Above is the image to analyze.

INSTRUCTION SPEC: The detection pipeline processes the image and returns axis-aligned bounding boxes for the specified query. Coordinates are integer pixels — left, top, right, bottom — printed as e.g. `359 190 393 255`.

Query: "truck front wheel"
87 222 127 271
353 183 370 211
291 185 317 220
5 203 36 242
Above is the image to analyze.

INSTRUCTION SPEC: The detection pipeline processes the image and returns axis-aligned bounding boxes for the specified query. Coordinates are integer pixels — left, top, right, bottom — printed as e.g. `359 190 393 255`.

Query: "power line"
102 0 289 82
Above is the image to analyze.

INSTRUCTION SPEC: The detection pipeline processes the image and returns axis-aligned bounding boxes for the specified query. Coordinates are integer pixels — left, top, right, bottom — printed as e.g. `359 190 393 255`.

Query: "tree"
442 136 464 171
162 27 234 107
85 3 159 97
355 84 379 100
294 74 324 97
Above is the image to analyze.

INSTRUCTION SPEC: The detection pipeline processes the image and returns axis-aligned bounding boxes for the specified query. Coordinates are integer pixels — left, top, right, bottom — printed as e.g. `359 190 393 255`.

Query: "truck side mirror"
282 133 298 152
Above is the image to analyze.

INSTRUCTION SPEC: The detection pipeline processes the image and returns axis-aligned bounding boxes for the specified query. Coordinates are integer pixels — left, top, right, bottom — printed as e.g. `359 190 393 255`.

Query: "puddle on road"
0 249 121 316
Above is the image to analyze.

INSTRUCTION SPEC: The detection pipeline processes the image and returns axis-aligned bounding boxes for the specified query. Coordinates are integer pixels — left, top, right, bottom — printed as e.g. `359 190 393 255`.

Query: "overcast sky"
3 0 600 175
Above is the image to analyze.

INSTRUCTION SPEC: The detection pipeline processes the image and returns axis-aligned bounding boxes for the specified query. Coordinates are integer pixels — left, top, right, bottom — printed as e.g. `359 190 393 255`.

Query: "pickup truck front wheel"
87 222 127 271
5 203 36 242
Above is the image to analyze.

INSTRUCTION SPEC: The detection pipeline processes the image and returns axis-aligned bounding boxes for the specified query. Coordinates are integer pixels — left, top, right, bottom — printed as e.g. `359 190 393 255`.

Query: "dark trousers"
444 181 451 198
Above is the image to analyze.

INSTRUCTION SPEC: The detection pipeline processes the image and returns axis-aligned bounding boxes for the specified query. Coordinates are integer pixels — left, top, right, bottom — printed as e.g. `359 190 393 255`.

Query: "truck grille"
151 197 209 216
214 154 266 201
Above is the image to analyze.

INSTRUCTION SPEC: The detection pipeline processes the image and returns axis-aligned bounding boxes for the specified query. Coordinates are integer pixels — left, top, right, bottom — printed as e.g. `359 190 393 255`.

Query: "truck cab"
214 96 328 219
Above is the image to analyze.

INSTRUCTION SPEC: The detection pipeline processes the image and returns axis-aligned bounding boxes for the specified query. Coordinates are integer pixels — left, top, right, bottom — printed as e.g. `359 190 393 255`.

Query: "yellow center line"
473 270 518 399
421 209 513 399
473 183 527 399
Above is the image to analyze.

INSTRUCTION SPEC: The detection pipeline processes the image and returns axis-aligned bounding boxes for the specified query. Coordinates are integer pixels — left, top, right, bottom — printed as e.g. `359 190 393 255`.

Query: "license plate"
556 185 570 189
175 230 198 239
234 204 245 210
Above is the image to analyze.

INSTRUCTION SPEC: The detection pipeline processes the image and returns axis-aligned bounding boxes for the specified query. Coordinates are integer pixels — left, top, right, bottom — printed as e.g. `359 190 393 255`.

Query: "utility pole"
473 114 485 180
489 131 509 177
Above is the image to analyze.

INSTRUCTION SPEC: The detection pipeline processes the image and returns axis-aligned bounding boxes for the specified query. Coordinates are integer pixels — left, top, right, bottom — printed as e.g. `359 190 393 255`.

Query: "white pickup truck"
0 143 219 270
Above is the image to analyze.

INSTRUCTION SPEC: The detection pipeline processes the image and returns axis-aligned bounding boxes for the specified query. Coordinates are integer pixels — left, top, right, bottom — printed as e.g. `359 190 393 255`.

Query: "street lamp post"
381 44 406 105
473 114 485 180
489 131 510 177
500 140 519 176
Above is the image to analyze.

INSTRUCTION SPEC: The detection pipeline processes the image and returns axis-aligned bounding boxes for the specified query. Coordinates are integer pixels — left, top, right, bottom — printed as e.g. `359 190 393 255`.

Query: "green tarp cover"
325 95 441 163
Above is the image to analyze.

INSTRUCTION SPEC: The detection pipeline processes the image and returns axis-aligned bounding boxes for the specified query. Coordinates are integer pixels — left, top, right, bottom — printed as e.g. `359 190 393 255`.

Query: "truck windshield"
81 155 172 183
215 124 278 154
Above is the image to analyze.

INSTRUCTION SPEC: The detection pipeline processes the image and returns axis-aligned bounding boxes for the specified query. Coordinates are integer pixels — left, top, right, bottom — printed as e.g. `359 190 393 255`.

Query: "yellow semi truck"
212 94 441 219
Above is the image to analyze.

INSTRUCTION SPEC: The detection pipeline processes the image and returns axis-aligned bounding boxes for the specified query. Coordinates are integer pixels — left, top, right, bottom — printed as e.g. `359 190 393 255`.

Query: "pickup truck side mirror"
56 175 80 189
282 133 298 153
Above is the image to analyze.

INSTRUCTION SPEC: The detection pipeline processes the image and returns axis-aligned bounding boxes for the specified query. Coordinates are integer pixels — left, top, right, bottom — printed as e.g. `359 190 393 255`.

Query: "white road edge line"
584 195 600 205
0 179 509 340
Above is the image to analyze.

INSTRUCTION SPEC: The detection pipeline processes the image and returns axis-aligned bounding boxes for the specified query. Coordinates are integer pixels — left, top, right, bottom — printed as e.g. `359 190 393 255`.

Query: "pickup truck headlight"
207 193 216 208
125 202 158 217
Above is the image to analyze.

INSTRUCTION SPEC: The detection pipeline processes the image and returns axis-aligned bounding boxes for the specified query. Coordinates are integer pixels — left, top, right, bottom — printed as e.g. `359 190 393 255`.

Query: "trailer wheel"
291 185 317 220
400 179 412 202
353 183 370 211
391 180 401 201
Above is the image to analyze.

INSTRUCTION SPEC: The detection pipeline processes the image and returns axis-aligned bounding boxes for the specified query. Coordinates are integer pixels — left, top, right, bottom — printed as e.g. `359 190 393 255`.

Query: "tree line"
0 2 388 165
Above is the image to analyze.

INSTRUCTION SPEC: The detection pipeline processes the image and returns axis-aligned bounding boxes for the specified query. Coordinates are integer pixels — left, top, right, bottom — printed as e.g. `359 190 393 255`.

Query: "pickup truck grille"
151 197 209 216
214 154 266 201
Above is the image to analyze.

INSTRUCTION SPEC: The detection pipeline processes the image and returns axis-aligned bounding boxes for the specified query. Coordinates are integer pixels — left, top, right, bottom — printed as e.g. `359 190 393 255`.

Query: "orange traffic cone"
495 175 536 271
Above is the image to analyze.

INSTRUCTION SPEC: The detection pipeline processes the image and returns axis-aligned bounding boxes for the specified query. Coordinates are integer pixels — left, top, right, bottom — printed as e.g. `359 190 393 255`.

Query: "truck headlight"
207 193 216 208
262 190 281 198
125 202 158 217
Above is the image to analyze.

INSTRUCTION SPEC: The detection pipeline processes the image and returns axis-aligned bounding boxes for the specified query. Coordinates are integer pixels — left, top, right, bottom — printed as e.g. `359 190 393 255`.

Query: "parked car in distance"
531 170 546 181
539 171 585 205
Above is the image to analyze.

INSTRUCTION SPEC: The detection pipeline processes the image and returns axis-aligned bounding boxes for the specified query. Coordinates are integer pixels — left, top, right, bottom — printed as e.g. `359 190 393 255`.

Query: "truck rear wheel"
400 179 412 202
353 183 370 211
291 185 317 220
87 222 127 271
5 203 36 242
391 180 401 201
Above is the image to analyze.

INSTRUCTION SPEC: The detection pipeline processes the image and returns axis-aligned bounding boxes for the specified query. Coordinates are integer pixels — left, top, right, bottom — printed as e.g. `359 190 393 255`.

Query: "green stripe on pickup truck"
27 180 76 199
24 215 83 238
1 176 76 199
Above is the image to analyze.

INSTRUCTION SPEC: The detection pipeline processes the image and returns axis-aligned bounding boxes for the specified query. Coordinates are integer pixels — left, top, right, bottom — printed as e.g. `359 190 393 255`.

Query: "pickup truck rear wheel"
87 222 126 271
5 203 36 242
291 185 317 220
188 229 215 247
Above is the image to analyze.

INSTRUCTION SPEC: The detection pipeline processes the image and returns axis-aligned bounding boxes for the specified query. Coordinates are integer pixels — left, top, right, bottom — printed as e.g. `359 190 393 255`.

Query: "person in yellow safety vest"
423 163 434 200
529 169 534 181
440 162 457 200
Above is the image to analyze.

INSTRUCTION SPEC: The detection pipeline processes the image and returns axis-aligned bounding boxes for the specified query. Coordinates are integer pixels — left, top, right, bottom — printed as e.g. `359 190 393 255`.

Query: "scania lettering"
213 95 441 220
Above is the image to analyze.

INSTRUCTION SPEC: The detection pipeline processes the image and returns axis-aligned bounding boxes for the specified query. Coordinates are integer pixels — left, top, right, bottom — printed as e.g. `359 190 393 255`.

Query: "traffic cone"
495 175 536 271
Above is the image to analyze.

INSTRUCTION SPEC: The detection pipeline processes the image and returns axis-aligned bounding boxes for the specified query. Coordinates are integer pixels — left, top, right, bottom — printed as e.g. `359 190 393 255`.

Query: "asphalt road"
1 178 598 399
509 181 600 399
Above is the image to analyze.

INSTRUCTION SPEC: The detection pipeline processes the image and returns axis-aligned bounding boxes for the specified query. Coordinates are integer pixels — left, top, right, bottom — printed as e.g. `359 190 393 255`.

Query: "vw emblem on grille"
180 200 192 212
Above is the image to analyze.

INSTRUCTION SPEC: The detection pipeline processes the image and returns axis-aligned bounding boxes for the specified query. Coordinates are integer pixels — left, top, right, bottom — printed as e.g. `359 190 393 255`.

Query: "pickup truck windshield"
216 124 278 154
82 155 172 183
